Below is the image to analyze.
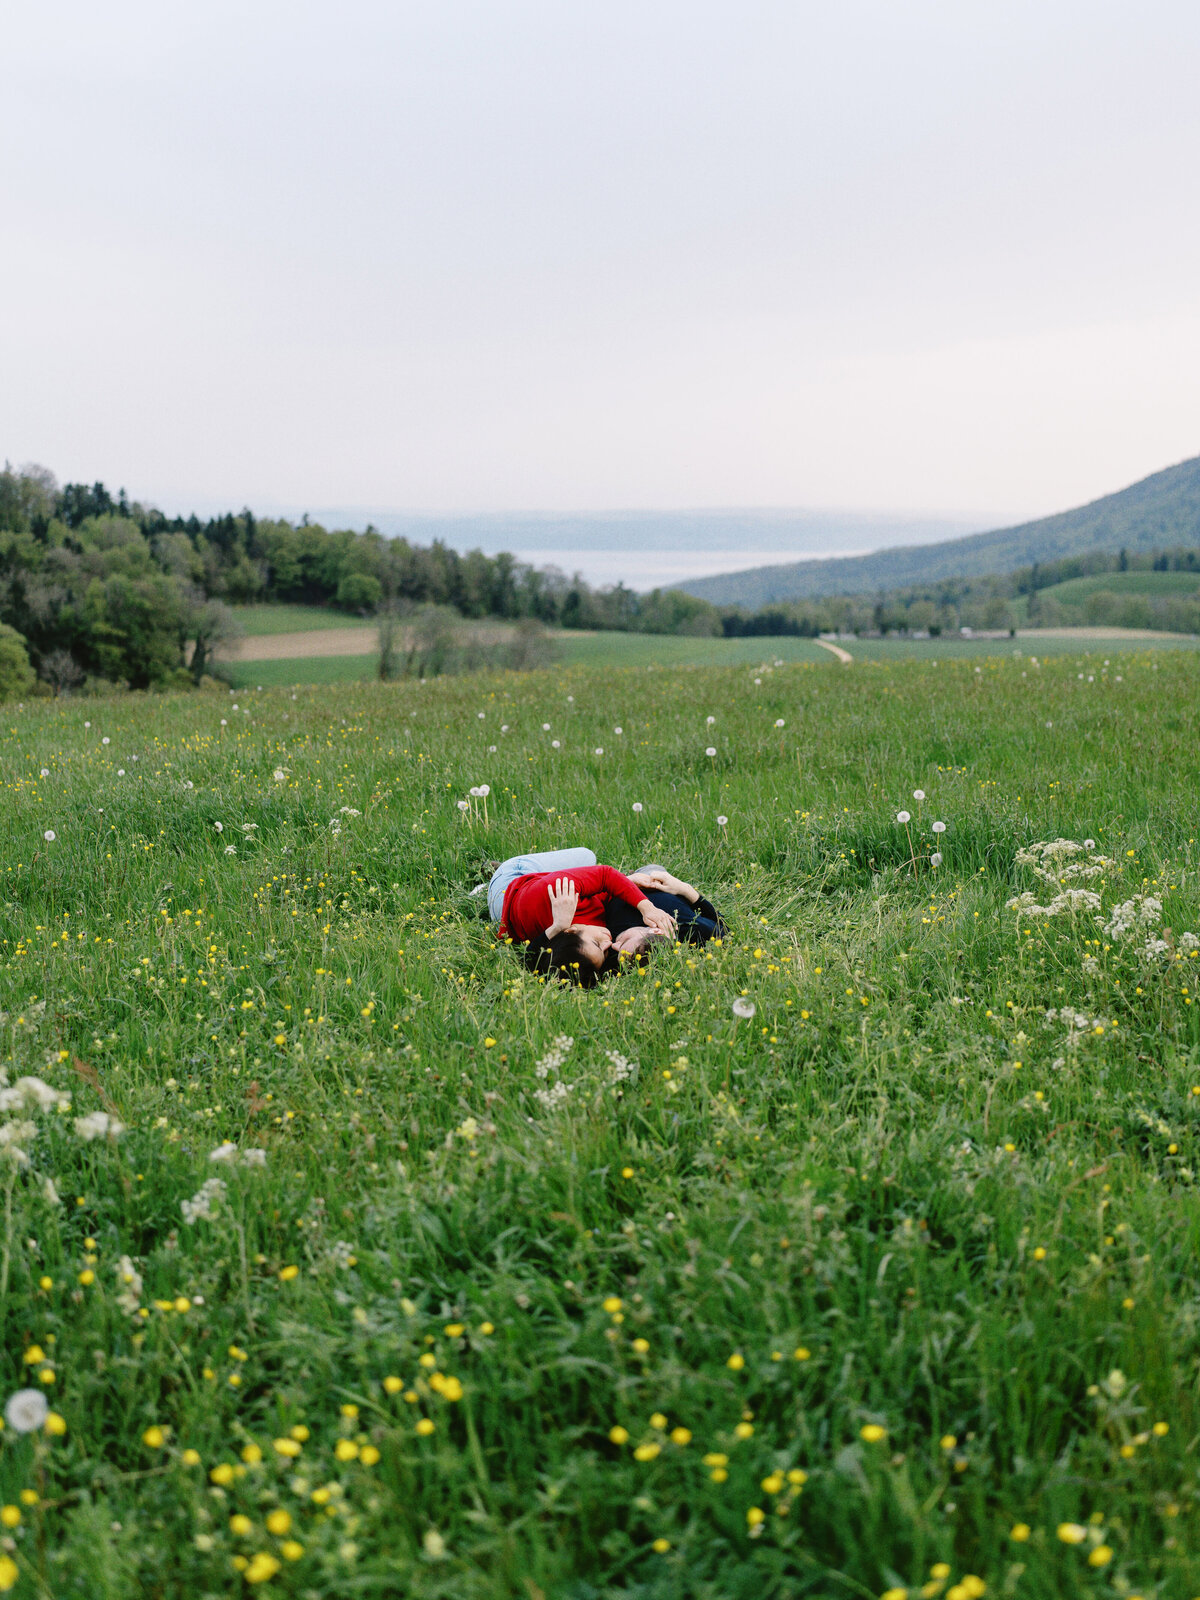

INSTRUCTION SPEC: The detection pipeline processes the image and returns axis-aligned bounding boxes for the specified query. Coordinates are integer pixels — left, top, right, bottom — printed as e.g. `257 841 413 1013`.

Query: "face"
571 924 613 967
612 926 665 956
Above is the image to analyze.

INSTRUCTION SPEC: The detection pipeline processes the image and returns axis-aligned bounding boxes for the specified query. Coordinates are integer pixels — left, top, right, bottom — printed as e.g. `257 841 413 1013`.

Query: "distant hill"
677 454 1200 606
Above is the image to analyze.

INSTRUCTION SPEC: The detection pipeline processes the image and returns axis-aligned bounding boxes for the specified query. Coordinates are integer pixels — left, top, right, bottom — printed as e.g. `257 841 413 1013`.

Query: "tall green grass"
1 650 1199 1598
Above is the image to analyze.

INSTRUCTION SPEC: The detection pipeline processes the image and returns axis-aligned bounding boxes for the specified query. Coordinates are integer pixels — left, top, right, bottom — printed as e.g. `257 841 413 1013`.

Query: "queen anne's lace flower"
75 1111 125 1141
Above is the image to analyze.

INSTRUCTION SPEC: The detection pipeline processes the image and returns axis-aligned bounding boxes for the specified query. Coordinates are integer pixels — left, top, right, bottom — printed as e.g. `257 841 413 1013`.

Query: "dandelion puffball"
731 998 756 1019
5 1388 48 1433
1084 838 1096 850
930 852 943 867
457 800 469 811
551 739 561 749
478 784 489 796
705 746 717 757
717 814 728 826
117 769 125 776
775 719 785 728
614 726 623 734
632 802 643 813
213 821 223 833
542 723 551 731
896 810 911 824
932 820 946 834
40 767 49 777
101 736 110 745
706 715 715 725
220 719 227 726
273 768 287 782
477 711 485 719
43 830 55 842
912 789 926 801
594 747 604 756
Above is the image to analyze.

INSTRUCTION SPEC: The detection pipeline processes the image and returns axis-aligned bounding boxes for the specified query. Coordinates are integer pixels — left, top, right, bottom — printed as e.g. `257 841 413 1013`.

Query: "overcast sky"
4 0 1200 521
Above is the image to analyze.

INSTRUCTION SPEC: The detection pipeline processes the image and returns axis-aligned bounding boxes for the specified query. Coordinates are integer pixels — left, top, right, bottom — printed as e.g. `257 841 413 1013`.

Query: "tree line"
0 464 723 693
2 462 1197 698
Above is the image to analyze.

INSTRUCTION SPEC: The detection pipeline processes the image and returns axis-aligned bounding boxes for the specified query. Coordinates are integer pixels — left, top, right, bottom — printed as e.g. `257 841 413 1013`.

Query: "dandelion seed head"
896 810 911 824
732 998 756 1018
932 820 946 834
43 830 55 843
912 789 925 800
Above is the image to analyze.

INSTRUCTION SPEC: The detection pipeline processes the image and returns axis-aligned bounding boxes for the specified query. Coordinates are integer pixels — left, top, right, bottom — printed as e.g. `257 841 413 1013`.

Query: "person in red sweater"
486 846 675 983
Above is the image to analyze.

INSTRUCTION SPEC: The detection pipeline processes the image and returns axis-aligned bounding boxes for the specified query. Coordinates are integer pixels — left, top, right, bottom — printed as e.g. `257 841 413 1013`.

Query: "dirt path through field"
813 638 853 663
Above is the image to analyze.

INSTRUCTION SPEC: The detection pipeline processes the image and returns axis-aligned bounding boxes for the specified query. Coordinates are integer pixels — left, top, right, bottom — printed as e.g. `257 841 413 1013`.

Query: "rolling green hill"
680 453 1200 605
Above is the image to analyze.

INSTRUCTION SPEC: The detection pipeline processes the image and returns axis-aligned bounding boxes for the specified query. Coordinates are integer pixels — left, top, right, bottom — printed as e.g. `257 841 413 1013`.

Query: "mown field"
223 627 1200 688
2 651 1199 1599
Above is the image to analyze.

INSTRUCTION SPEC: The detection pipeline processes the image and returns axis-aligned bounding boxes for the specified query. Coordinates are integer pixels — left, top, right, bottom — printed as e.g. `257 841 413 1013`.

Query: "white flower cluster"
181 1176 227 1224
1103 894 1163 941
115 1254 144 1316
75 1111 125 1141
208 1141 267 1167
1014 839 1113 886
1006 888 1102 918
534 1080 572 1112
534 1035 573 1080
0 1075 71 1114
1044 1008 1112 1044
605 1050 637 1085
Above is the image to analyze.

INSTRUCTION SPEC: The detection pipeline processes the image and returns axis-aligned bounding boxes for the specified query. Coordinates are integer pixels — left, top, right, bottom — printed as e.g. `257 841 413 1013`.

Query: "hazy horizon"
138 497 1014 589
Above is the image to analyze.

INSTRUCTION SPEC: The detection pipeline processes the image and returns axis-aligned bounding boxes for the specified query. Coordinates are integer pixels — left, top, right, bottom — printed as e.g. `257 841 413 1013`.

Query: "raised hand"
545 877 579 938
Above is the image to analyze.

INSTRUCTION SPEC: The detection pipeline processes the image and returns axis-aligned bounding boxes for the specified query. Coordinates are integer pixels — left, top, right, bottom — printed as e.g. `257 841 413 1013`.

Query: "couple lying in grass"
484 847 726 985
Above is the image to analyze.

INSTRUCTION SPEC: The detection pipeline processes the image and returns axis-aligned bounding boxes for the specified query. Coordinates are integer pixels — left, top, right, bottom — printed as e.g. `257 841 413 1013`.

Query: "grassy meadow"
2 650 1200 1599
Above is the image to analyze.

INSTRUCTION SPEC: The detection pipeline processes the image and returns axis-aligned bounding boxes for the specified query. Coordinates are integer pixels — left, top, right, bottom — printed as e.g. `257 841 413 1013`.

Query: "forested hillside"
681 453 1200 605
0 466 721 693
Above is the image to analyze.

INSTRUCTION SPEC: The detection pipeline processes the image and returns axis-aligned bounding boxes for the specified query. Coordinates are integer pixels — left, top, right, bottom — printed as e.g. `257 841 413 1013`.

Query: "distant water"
172 502 1010 591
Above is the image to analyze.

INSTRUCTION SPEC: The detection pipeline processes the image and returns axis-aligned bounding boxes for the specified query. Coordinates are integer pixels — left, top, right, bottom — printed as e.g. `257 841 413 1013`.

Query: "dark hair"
546 929 609 987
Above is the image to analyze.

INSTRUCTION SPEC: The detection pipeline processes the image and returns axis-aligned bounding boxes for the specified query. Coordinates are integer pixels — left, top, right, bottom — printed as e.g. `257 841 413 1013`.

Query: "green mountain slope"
678 454 1200 605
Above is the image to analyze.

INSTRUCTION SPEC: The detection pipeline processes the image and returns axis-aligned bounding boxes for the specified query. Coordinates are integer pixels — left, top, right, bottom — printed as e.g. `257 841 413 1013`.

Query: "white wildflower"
41 1177 60 1206
0 1077 70 1113
0 1122 34 1166
115 1254 143 1314
1180 932 1199 952
328 1239 356 1270
534 1035 573 1080
240 1147 267 1168
213 821 223 833
5 1389 48 1433
457 800 469 811
605 1051 637 1084
75 1111 124 1141
706 715 715 725
224 845 237 854
181 1177 227 1224
534 1080 572 1112
208 1142 238 1163
339 807 361 816
1104 894 1162 942
273 768 288 782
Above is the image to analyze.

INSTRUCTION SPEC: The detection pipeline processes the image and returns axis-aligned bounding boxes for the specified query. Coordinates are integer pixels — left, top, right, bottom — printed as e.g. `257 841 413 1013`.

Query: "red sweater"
498 865 645 943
